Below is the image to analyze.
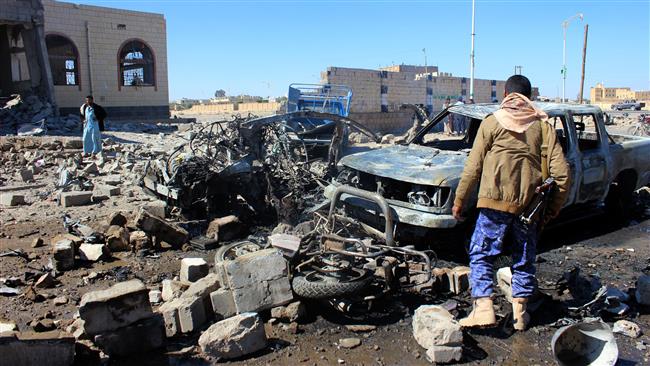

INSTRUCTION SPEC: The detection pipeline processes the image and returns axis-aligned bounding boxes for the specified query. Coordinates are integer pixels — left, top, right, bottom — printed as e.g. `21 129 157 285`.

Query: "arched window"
118 40 155 87
45 34 79 86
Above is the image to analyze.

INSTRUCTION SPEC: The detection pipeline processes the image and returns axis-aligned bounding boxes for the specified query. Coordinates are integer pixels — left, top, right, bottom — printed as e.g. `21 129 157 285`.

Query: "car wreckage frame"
141 111 438 305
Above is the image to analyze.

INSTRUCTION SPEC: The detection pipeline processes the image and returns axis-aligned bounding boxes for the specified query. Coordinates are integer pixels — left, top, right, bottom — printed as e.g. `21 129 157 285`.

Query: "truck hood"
339 145 468 186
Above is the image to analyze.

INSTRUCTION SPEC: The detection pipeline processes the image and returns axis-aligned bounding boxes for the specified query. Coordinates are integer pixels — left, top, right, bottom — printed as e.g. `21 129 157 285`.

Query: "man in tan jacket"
452 75 570 330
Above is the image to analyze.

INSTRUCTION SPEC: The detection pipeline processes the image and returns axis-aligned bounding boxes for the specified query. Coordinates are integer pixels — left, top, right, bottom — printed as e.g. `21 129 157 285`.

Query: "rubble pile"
0 113 648 365
0 94 81 136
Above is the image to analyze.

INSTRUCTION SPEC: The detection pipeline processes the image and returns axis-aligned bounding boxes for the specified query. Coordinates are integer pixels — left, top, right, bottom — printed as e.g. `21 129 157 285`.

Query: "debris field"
1 112 650 366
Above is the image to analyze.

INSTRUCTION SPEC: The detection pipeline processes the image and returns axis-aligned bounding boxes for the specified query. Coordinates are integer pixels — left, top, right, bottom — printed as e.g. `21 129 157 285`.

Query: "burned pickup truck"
326 103 650 239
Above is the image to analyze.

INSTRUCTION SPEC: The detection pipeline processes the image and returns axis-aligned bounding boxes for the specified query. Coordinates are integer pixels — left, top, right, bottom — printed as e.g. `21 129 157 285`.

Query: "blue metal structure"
287 83 352 117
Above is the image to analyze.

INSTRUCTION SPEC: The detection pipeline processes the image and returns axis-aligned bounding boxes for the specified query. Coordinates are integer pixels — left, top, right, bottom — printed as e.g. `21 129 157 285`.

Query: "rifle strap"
540 120 550 180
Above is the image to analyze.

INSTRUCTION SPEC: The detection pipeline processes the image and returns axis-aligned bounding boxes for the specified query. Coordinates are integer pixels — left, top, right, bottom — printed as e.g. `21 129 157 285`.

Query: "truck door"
571 112 608 203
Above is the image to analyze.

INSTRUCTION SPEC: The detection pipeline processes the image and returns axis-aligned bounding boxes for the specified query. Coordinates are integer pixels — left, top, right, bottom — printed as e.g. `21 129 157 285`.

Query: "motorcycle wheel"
626 125 641 136
214 241 263 262
292 266 372 299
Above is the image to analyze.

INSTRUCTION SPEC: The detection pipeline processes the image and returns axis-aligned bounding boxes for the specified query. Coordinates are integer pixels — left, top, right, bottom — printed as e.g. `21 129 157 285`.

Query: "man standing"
452 75 570 330
80 95 106 158
443 97 454 135
453 97 466 134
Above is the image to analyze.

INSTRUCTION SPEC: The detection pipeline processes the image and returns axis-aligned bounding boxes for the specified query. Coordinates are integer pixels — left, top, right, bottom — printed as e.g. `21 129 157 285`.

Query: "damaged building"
0 0 169 133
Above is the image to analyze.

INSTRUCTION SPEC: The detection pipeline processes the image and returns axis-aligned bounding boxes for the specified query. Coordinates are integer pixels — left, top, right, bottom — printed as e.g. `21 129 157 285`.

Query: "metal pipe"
469 0 476 100
327 185 395 246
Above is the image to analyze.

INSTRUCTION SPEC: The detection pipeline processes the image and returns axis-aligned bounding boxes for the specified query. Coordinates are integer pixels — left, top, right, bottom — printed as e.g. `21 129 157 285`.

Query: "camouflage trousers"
468 208 538 298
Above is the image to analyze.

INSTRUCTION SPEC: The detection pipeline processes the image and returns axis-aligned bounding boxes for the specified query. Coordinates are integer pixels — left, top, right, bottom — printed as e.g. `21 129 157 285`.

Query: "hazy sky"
76 0 649 101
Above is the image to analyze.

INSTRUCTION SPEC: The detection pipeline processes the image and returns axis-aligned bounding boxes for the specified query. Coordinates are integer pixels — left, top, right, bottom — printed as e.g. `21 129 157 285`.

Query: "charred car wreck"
327 102 650 239
142 110 378 223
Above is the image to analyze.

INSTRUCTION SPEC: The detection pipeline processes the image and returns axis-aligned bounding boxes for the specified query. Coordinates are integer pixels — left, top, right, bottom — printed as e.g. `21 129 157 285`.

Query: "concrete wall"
0 0 43 24
42 0 169 119
184 102 281 115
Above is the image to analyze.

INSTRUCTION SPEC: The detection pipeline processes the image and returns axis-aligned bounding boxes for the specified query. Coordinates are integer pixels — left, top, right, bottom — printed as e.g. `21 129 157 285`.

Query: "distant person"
443 97 454 135
453 97 466 134
79 95 106 158
468 98 475 104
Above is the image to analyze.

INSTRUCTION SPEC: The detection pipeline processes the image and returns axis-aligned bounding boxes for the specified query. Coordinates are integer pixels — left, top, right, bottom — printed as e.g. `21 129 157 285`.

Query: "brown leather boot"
512 297 530 331
459 297 497 328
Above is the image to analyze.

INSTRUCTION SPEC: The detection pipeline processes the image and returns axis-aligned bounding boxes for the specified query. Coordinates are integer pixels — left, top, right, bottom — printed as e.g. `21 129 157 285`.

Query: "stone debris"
104 225 130 252
78 243 110 262
612 320 642 338
205 215 242 242
51 240 75 272
180 258 209 283
79 279 152 335
31 237 44 248
136 209 189 247
448 266 471 294
0 331 76 366
60 191 93 207
412 305 463 351
426 345 463 364
635 274 650 306
159 296 206 336
53 296 69 306
339 337 362 349
210 288 237 319
129 230 152 251
149 290 163 304
0 193 25 206
0 321 18 332
198 312 267 360
497 266 513 302
271 301 306 323
93 315 165 357
268 233 301 258
34 272 56 289
216 248 293 314
345 324 377 332
161 279 188 302
20 168 34 182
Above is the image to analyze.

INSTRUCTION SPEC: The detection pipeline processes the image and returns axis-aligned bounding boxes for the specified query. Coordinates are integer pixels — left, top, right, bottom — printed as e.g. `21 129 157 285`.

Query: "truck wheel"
292 267 372 299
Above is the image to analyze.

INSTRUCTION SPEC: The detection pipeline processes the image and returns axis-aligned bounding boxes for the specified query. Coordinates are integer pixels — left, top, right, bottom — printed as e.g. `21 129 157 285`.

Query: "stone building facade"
590 83 650 110
42 0 169 119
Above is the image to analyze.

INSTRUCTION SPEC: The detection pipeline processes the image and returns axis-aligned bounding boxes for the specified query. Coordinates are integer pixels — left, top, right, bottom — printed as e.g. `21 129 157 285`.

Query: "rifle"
519 177 556 225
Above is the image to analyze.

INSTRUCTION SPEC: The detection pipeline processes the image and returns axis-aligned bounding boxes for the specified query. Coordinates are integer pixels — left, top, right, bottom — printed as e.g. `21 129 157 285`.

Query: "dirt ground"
1 122 649 365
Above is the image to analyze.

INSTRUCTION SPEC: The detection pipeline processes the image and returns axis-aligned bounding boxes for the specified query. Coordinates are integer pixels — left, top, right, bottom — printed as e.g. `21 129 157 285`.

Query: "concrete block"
1 193 25 206
93 184 120 198
220 249 292 313
210 288 237 319
158 301 181 338
129 230 152 250
103 175 122 185
450 266 471 294
136 209 188 247
161 279 188 302
0 331 75 366
60 191 92 207
78 243 109 262
180 258 208 283
271 301 306 323
94 315 165 357
142 200 166 218
198 313 267 360
412 305 462 349
20 168 34 182
51 240 75 271
149 290 162 304
426 345 463 364
497 267 513 302
105 225 130 252
79 279 153 335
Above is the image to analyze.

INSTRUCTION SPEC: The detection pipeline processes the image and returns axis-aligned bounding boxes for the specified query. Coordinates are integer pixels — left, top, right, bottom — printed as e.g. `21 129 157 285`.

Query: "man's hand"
452 205 464 221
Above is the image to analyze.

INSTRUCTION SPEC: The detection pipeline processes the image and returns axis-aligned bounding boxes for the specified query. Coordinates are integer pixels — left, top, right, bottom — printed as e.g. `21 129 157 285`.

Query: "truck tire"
292 267 372 299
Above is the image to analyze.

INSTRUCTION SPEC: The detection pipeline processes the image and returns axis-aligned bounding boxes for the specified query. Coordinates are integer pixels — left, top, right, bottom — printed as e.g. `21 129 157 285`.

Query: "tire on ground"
291 270 373 299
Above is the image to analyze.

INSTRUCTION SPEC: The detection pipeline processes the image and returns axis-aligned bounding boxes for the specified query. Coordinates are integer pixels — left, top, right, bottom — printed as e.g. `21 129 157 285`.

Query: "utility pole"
469 0 476 100
578 24 589 104
562 13 583 102
514 66 523 75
